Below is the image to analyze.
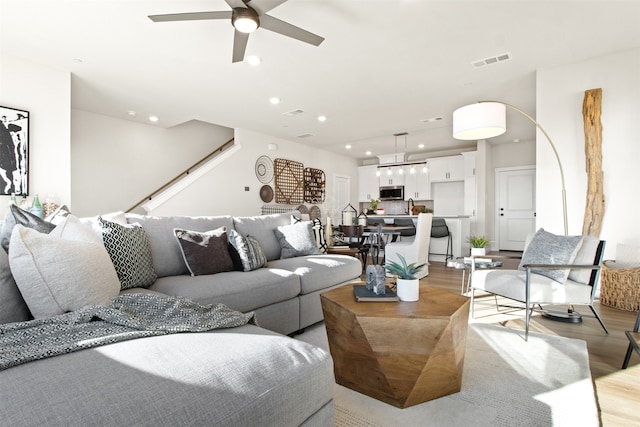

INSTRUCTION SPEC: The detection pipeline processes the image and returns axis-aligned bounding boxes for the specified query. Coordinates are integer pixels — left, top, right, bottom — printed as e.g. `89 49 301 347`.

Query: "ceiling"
2 0 640 162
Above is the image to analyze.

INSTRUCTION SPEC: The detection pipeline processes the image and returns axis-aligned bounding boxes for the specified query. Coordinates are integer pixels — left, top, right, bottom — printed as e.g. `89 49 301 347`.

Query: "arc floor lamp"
452 101 568 236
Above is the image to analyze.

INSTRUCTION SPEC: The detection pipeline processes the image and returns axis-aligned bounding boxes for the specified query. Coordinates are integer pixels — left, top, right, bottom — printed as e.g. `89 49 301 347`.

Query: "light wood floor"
364 255 639 426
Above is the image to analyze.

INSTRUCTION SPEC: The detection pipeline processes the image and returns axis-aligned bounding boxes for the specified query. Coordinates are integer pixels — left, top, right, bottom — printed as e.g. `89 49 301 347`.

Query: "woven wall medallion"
255 155 274 183
274 158 304 204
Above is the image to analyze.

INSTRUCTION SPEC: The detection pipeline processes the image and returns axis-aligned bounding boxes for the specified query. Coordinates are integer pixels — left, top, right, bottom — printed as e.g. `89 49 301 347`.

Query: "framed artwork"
0 105 29 196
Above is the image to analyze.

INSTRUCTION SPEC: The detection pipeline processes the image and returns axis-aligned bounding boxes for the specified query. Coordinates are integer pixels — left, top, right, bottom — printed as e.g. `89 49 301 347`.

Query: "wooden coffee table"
320 282 470 408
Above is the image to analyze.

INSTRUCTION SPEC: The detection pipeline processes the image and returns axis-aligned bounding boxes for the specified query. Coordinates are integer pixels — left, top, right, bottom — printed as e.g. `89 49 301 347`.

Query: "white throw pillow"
8 219 121 319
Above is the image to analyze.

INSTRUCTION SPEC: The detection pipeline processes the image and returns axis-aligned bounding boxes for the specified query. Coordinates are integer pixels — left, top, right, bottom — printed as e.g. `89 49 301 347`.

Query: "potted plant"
370 198 384 215
385 254 426 301
468 235 489 256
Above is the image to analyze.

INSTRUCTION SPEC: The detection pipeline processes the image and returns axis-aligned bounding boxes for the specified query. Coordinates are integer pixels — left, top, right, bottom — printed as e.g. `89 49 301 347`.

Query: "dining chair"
383 213 433 279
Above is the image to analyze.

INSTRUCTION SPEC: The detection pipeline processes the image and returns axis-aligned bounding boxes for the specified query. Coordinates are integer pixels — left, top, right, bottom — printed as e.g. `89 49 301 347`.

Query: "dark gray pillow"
228 230 267 272
518 228 584 283
0 246 31 324
1 205 56 253
174 227 234 276
273 222 322 259
99 217 157 290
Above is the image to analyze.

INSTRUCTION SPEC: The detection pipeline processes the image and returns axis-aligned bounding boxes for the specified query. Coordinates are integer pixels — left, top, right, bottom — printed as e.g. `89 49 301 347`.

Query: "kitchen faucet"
407 198 414 214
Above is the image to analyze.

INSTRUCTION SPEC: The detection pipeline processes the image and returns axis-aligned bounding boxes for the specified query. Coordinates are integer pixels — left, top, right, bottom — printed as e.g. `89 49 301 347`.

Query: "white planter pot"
396 278 419 302
471 247 486 256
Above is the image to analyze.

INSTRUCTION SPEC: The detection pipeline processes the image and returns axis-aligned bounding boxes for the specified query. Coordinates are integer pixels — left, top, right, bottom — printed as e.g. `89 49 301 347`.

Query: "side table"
450 257 503 294
320 282 470 408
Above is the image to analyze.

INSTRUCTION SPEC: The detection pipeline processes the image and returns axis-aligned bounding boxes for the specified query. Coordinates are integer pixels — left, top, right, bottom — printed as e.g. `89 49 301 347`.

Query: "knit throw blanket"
0 294 257 371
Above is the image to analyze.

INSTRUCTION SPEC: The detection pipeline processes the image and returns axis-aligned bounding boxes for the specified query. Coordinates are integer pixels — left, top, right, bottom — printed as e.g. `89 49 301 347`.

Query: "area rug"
296 322 599 427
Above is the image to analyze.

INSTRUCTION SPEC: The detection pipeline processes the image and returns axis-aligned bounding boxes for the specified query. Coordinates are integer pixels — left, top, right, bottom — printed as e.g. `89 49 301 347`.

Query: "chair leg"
622 341 635 369
588 305 609 334
470 288 476 319
525 303 533 341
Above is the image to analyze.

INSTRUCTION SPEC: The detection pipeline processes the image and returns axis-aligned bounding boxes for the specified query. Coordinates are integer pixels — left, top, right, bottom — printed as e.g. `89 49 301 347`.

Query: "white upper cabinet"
462 151 477 177
404 170 430 200
358 165 380 202
427 155 464 182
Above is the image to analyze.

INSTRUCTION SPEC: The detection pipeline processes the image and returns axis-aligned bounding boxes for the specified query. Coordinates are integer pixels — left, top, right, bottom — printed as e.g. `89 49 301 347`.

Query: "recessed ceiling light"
247 55 262 66
365 151 372 156
269 97 280 105
127 110 136 116
418 144 424 149
345 144 352 149
149 116 159 122
317 115 327 122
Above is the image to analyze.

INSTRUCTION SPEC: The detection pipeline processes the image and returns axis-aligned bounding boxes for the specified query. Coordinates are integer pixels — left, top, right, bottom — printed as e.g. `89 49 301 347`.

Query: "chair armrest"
522 264 600 270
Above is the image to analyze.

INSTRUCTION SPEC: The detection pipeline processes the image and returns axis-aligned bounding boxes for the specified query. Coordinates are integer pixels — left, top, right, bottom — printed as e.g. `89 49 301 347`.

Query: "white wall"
537 47 640 258
149 128 360 219
0 55 70 219
71 110 233 216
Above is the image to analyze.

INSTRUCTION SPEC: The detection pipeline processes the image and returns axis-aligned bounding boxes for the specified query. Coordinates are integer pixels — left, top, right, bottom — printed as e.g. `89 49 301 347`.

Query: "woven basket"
600 261 640 311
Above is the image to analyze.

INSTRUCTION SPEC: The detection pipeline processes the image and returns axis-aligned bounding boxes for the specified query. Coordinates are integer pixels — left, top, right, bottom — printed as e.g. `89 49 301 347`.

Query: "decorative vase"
471 247 486 256
396 278 419 301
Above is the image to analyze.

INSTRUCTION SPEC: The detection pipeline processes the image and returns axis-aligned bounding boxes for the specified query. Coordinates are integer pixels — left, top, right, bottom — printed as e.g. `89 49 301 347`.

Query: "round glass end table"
450 257 503 294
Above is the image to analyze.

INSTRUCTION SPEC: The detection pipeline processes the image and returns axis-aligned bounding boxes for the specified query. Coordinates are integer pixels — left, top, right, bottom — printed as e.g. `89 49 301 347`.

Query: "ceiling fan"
148 0 324 63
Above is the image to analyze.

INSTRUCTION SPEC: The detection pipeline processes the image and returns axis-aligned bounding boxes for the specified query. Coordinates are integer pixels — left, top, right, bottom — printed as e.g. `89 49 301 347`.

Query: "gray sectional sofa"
0 209 361 426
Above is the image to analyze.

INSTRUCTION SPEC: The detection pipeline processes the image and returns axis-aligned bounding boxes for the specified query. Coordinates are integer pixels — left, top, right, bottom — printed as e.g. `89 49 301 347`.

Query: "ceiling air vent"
283 109 305 116
297 133 313 139
472 52 511 68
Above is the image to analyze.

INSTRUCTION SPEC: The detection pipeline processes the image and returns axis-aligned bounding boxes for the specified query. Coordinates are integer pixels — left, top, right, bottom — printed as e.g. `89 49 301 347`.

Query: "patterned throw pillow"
228 229 267 272
174 227 234 276
518 228 584 283
99 217 157 290
273 221 322 259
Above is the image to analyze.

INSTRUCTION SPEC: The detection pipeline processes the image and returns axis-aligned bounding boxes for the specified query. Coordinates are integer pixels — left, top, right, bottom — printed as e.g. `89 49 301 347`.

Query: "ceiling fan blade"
259 14 324 46
225 0 251 9
246 0 289 15
149 11 232 22
232 30 250 63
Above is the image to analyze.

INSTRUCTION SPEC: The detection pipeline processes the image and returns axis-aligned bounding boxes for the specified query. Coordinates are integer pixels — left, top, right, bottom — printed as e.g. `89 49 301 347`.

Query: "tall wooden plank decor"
582 88 605 237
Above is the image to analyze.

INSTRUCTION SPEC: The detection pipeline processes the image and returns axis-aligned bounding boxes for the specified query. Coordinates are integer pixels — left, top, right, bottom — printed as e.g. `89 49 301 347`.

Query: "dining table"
362 224 415 265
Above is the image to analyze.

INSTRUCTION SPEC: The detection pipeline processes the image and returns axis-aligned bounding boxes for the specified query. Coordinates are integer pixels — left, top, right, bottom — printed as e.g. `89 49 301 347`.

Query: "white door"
496 167 536 251
333 174 351 226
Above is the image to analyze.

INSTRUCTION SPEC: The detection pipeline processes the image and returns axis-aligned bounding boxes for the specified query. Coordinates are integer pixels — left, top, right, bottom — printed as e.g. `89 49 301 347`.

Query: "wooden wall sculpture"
304 167 326 203
582 88 605 237
274 158 304 204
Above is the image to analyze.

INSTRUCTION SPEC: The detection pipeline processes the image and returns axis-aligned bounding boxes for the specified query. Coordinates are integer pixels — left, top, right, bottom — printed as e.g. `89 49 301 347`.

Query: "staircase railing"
126 137 235 213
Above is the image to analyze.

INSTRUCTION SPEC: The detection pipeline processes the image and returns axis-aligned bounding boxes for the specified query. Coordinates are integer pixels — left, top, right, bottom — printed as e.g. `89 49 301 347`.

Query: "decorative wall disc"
309 205 321 221
255 155 274 183
297 204 309 215
260 185 274 203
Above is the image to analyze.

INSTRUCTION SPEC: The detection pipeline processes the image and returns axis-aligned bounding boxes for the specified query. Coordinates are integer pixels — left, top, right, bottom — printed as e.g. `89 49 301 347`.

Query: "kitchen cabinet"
427 155 464 182
462 151 477 177
464 175 477 217
404 171 430 200
378 166 405 186
358 165 380 202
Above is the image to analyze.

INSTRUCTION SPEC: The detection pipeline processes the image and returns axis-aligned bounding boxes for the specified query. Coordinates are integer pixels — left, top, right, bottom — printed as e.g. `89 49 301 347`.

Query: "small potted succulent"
385 254 426 301
468 235 490 256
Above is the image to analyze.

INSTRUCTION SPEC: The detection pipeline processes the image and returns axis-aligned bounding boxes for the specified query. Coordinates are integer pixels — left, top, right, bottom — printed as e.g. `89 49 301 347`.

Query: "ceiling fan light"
232 8 259 33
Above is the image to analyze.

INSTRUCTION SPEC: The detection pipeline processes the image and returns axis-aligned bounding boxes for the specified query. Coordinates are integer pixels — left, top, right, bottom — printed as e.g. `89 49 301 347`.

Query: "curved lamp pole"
453 100 568 236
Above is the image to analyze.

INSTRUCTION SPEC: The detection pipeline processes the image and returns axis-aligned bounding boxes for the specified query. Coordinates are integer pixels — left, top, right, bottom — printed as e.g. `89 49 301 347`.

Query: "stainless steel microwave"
379 186 404 200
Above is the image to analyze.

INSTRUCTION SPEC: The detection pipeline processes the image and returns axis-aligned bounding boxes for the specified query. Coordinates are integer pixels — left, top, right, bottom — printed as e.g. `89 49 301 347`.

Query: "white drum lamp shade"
452 102 506 140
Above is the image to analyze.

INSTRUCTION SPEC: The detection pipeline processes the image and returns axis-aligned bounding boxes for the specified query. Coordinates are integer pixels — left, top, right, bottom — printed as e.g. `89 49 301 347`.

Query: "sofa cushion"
0 245 31 324
174 227 234 276
274 221 322 259
229 230 267 272
268 254 362 295
99 217 157 290
149 268 301 313
567 235 600 285
233 211 300 261
78 210 127 237
518 228 583 283
8 218 121 318
126 214 235 277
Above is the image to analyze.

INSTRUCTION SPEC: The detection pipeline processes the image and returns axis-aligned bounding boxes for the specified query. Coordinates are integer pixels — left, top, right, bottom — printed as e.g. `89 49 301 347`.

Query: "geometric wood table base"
320 283 470 408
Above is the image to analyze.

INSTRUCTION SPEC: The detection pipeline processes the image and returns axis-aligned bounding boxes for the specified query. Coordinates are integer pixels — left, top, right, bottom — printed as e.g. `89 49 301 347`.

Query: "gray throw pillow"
99 217 157 290
228 229 267 272
0 205 56 253
518 228 584 283
174 227 234 276
274 222 322 259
